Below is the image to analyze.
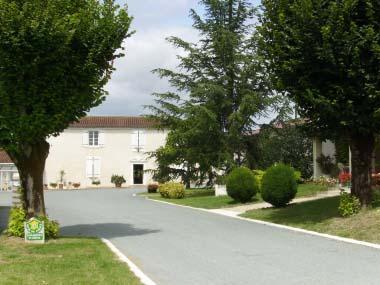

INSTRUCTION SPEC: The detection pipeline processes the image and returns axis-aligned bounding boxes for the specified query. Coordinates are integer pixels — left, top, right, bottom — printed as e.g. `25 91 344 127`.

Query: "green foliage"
227 167 258 203
246 124 313 178
261 164 297 207
148 0 278 185
252 170 265 191
6 207 59 239
147 183 159 193
6 207 26 237
294 171 302 184
339 192 361 217
92 180 101 186
259 0 380 204
111 175 126 186
0 0 133 215
159 182 185 199
335 138 349 165
49 183 57 189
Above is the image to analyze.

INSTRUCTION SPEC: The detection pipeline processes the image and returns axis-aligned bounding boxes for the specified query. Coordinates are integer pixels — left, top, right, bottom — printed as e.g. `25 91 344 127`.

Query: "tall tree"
0 0 132 216
149 0 276 183
259 0 380 206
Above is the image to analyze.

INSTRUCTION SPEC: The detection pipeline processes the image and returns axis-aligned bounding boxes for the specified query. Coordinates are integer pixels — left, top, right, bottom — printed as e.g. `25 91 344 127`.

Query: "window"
131 130 146 152
89 131 99 146
82 131 105 146
86 156 101 178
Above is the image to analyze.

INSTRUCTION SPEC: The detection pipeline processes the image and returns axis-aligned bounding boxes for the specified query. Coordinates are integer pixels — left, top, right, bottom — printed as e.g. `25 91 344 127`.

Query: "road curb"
146 197 380 250
101 238 157 285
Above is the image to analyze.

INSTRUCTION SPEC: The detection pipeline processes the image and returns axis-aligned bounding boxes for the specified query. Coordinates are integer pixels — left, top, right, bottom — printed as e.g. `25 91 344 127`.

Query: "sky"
90 0 261 116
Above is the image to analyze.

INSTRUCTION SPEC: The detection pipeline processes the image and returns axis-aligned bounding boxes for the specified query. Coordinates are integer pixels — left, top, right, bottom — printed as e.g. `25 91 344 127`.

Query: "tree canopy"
0 0 133 216
259 0 380 205
149 0 278 185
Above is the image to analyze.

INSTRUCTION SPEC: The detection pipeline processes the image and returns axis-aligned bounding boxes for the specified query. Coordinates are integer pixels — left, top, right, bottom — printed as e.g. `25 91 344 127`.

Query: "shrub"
226 167 258 203
147 183 159 193
338 192 361 217
294 170 303 184
252 170 265 191
6 207 59 239
6 207 26 237
159 182 185 199
49 183 57 189
73 183 81 189
261 164 297 207
92 180 101 185
111 175 126 187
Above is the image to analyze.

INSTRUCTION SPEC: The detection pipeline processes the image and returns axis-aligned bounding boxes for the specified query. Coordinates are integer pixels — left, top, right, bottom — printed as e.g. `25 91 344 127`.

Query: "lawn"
0 236 142 285
142 183 330 209
241 195 380 244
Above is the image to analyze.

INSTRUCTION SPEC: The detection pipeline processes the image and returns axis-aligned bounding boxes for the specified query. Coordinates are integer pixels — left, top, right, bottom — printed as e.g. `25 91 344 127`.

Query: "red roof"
69 116 158 129
0 150 13 164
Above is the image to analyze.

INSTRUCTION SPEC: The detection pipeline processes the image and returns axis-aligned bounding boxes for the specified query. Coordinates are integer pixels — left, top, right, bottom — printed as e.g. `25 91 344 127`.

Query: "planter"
115 183 122 188
215 184 227 196
58 183 64 189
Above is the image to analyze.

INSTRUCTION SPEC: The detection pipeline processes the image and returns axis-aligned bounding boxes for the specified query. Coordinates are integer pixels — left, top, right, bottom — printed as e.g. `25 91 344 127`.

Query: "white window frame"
89 131 99 146
82 130 105 148
86 156 101 178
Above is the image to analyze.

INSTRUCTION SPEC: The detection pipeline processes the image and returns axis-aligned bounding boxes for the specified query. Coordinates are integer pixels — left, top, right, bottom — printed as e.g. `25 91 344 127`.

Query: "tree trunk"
350 134 375 207
8 140 50 217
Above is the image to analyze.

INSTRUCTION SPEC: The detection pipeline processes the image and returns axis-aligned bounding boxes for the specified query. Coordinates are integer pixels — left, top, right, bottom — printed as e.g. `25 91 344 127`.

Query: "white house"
0 116 168 190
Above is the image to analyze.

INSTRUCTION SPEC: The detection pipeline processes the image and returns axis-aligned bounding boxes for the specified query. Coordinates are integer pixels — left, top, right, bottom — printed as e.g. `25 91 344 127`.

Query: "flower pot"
58 183 64 189
115 183 122 188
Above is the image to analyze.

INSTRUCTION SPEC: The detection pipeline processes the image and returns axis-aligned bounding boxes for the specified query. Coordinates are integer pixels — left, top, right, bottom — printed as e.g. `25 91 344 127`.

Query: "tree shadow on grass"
60 223 161 239
0 206 10 232
255 196 341 226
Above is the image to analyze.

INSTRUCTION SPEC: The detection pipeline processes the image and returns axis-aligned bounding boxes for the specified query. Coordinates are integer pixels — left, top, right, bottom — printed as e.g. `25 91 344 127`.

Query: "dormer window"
89 131 99 146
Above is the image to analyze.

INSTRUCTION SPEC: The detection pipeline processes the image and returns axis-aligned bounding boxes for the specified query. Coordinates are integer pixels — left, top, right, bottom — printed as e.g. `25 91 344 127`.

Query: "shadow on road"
0 206 10 232
60 223 161 239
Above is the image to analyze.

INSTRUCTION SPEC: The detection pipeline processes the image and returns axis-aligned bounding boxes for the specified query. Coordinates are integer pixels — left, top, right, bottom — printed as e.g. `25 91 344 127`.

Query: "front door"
133 164 144 185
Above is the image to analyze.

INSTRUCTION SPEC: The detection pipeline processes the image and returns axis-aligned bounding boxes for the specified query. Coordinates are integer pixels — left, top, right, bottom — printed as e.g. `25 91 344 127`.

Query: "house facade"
0 116 168 190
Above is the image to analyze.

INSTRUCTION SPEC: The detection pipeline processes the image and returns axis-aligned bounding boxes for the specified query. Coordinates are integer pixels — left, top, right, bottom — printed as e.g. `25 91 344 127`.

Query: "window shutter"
98 132 105 146
86 157 93 177
131 130 138 146
94 157 101 176
139 131 146 146
82 132 89 145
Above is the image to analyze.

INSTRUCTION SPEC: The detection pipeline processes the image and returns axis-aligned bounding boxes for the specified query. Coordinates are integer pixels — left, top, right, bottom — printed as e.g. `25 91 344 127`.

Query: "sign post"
24 218 45 244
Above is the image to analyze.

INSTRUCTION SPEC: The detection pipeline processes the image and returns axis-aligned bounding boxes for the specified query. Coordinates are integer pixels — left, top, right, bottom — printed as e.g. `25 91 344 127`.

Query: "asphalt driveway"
2 189 380 284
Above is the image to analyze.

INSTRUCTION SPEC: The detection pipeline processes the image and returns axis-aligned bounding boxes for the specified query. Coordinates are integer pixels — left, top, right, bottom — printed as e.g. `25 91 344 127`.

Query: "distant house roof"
69 116 158 129
0 150 12 164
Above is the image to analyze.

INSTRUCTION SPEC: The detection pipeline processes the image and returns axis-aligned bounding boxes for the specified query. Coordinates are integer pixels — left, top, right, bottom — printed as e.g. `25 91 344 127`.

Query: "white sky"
90 0 262 117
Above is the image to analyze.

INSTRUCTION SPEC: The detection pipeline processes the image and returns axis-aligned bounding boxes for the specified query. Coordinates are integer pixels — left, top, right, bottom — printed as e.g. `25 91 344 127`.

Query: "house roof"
69 116 158 129
0 150 13 164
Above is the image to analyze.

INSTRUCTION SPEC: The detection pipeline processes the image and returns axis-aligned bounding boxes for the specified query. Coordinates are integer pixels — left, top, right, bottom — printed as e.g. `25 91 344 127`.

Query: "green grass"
0 236 142 285
142 184 330 209
241 195 380 244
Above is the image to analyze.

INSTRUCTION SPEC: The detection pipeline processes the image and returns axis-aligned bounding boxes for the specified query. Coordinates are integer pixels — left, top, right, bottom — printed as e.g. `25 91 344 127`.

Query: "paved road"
2 189 380 284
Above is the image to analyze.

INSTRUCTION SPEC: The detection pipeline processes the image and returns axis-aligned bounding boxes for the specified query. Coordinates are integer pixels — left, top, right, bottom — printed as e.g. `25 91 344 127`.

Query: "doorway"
133 164 144 185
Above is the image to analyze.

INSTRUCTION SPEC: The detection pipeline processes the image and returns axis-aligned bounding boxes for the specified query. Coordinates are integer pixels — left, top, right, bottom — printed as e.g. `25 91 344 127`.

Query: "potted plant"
49 182 57 189
92 180 101 186
111 175 126 188
73 182 81 189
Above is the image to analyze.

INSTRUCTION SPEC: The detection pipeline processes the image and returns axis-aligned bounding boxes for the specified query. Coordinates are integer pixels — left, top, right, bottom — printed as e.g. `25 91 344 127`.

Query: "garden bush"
111 175 126 187
159 182 185 199
6 207 59 239
147 183 159 193
338 192 361 217
227 167 258 203
261 164 297 207
252 170 265 191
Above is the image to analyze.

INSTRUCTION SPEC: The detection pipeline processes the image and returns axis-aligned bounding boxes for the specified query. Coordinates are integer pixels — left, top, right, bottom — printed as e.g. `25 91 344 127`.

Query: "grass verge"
241 196 380 244
0 236 142 285
142 184 330 209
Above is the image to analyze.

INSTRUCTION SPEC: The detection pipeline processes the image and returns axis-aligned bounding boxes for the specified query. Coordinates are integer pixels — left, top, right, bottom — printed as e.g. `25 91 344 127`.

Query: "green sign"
24 218 45 243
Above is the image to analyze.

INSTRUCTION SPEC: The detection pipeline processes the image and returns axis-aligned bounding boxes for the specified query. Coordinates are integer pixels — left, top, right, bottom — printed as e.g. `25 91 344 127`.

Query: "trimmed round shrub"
227 167 259 203
261 164 297 207
338 192 360 217
159 182 185 199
